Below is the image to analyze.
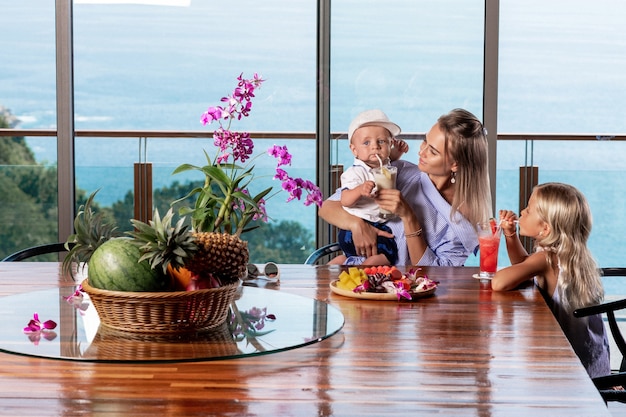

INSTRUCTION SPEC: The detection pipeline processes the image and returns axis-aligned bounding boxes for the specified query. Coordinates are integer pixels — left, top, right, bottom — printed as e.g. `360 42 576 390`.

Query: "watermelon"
87 238 169 292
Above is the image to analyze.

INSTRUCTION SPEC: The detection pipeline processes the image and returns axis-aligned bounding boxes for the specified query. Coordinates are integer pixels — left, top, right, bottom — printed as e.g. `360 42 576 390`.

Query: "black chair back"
573 267 626 403
1 243 71 262
304 243 341 265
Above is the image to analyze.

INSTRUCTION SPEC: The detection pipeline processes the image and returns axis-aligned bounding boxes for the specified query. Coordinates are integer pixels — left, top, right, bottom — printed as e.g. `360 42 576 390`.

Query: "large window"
1 1 319 262
72 1 317 131
0 1 57 129
496 0 626 268
1 1 626 268
330 0 485 167
0 1 58 256
499 0 626 133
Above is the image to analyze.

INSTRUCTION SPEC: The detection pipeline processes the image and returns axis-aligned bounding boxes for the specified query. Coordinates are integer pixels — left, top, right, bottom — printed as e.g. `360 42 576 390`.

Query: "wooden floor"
0 262 612 416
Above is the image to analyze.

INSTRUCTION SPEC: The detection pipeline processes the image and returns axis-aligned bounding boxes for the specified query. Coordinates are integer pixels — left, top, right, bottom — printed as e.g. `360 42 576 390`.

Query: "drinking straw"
376 153 384 168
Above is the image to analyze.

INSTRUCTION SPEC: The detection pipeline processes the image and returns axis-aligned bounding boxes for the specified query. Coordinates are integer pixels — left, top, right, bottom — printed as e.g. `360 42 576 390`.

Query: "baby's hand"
390 139 409 161
361 180 376 196
498 209 518 236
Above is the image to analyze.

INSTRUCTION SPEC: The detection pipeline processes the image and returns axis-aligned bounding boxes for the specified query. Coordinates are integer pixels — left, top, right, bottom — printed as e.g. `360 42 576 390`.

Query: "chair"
1 243 72 262
573 267 626 403
304 242 342 265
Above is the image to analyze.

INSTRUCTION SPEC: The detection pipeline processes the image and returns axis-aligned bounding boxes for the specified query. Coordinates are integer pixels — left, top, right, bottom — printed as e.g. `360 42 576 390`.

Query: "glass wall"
0 1 58 257
0 1 57 128
499 0 626 134
72 1 318 263
71 1 317 131
2 1 626 269
496 0 626 270
330 0 485 167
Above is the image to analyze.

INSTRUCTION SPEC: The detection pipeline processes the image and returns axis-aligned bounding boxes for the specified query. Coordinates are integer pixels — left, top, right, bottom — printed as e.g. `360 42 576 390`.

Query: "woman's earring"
450 172 456 184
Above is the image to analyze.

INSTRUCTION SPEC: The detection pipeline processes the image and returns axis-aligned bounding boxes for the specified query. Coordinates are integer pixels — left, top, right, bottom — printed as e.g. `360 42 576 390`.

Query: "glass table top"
0 284 344 363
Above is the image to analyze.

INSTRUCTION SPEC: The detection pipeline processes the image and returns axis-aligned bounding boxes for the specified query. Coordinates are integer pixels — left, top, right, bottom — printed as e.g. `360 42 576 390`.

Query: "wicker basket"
81 278 240 334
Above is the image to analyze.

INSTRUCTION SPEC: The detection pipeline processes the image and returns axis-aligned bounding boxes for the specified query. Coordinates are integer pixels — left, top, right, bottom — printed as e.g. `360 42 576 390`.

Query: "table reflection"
0 286 344 363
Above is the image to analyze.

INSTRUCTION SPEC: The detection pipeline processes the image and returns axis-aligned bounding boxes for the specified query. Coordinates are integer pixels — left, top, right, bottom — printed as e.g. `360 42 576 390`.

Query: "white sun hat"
348 109 401 142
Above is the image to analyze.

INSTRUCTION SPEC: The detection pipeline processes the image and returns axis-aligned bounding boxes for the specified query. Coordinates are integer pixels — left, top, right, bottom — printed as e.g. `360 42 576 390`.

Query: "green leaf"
201 165 232 185
171 163 201 175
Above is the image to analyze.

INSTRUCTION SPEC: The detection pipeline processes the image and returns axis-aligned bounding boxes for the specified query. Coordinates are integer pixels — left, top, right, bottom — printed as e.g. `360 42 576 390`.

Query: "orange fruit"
167 264 193 291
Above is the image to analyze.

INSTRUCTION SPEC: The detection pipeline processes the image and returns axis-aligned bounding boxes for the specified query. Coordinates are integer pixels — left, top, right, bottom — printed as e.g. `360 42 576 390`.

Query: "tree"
106 179 314 263
1 107 315 263
0 109 59 259
244 220 314 264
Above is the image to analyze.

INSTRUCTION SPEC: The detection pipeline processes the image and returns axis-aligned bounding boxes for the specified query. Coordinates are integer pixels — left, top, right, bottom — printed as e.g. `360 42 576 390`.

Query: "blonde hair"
437 108 492 225
533 182 603 311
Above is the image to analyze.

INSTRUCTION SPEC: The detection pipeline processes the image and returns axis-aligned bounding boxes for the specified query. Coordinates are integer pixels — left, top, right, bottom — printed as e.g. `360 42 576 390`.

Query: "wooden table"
0 262 611 416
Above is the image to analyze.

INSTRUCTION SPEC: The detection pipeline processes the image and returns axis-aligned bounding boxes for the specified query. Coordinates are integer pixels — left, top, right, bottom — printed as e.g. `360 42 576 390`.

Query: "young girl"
492 182 610 378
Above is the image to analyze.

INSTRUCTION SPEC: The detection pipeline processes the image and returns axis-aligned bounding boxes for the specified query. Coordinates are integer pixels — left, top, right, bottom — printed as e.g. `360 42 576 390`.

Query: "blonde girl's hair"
437 108 492 226
533 182 603 311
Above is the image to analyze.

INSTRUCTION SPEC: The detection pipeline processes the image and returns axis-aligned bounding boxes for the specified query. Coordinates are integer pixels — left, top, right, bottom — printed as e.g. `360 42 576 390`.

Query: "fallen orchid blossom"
23 312 57 333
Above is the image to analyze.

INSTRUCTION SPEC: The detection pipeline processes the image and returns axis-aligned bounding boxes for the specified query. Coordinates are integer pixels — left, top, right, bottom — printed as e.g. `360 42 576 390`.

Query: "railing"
3 128 626 252
5 129 622 144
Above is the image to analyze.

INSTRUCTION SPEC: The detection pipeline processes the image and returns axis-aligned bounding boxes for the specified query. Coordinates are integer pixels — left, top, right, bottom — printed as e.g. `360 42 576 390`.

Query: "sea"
2 1 626 288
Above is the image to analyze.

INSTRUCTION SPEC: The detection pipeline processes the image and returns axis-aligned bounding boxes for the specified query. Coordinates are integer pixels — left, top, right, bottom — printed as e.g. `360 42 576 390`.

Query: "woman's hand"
318 199 393 258
375 188 413 219
351 218 386 258
376 188 426 265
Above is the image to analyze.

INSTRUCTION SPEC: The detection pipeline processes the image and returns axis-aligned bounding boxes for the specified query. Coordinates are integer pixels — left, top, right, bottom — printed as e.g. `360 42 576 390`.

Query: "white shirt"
340 158 385 223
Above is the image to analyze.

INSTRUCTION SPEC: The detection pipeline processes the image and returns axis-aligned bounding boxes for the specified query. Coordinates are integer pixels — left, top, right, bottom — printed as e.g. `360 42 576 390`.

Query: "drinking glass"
371 165 397 219
477 221 502 278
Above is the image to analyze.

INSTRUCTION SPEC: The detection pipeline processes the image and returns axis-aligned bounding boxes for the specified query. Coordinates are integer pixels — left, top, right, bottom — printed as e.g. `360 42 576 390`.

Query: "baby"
330 109 408 265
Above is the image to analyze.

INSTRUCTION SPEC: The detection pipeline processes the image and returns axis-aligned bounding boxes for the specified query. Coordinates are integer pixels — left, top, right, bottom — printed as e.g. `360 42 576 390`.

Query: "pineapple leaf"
127 208 198 274
62 190 121 279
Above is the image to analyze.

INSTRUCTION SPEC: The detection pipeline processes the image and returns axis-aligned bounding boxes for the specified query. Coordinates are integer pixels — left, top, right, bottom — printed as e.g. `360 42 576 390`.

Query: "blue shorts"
338 221 398 265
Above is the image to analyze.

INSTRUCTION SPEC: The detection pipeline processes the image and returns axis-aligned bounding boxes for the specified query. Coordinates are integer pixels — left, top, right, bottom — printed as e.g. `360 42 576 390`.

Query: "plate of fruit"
329 266 438 301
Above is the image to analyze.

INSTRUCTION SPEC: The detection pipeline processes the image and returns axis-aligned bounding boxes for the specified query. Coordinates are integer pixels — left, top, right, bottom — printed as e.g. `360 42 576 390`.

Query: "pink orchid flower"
24 312 57 333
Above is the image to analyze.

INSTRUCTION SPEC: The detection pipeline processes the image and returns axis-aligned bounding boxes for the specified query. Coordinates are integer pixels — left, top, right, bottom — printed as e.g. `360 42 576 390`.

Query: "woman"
319 108 492 266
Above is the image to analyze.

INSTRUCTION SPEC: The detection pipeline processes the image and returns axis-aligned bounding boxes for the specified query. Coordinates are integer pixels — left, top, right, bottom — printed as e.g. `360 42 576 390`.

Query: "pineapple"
129 209 249 286
185 232 249 285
